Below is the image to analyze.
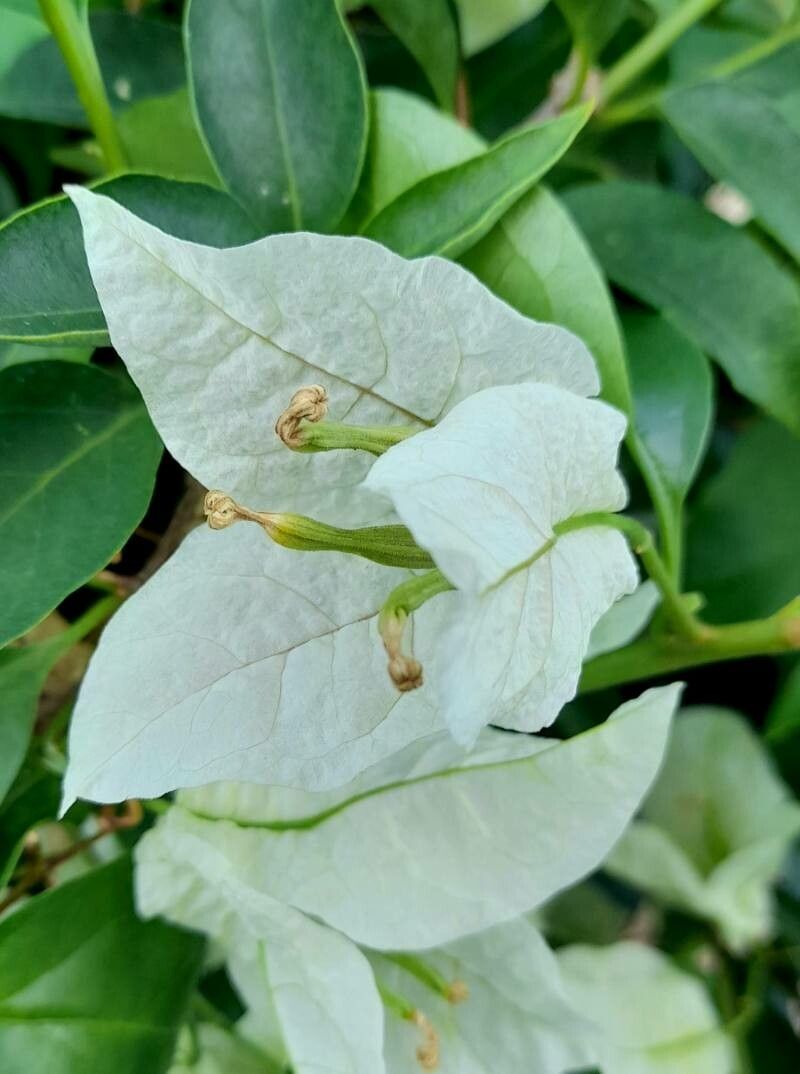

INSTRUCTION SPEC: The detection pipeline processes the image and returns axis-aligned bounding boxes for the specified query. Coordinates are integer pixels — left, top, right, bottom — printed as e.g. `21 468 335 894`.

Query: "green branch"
39 0 126 172
601 0 725 106
580 596 800 692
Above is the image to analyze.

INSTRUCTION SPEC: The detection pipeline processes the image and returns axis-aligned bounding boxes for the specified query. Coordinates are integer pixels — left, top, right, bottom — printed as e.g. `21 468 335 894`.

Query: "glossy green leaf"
767 660 800 746
554 0 627 57
0 857 204 1074
371 0 459 111
623 310 713 503
0 769 60 888
687 419 800 622
0 10 185 126
363 104 591 258
185 0 367 232
454 0 548 55
346 88 484 230
565 181 800 436
462 184 631 412
116 88 219 187
0 362 161 646
0 175 260 346
664 80 800 264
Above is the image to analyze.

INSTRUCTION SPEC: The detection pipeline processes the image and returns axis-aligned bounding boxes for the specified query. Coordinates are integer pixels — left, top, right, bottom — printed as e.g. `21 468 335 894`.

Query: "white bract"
62 187 629 806
66 186 597 525
138 687 678 1071
374 919 594 1073
558 942 734 1074
135 686 680 951
607 707 800 951
364 383 638 744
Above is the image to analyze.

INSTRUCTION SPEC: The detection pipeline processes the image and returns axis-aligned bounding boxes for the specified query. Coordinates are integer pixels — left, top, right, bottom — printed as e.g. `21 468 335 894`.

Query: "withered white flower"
61 186 625 806
363 381 638 745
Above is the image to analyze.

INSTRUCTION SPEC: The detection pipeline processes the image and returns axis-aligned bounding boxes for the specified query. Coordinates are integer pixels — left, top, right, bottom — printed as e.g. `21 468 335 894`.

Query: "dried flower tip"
381 613 424 692
410 1009 439 1071
276 384 329 448
445 979 469 1004
204 491 264 530
388 653 424 692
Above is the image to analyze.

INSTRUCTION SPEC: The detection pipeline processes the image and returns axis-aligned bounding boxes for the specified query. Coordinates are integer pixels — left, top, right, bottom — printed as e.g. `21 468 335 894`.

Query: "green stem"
598 17 800 128
708 18 800 80
580 596 800 692
377 981 416 1021
384 953 458 1003
379 570 453 625
555 512 705 641
563 45 592 110
38 0 126 172
53 593 122 657
291 420 417 456
601 0 725 105
627 429 682 582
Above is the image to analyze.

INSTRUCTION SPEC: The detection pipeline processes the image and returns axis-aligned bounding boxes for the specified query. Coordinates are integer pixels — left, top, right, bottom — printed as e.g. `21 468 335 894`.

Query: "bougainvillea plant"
1 1 800 1072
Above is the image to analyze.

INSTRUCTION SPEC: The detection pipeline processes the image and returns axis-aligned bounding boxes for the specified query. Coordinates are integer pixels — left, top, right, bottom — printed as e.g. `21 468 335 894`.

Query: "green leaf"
466 6 571 139
116 88 220 187
623 310 713 503
0 10 185 126
664 80 800 264
686 419 800 622
0 769 60 888
767 660 800 745
454 0 548 56
0 341 92 371
363 104 591 258
0 635 72 801
554 0 628 58
169 1024 278 1074
565 180 800 436
0 362 161 646
0 164 18 220
0 857 204 1074
0 175 260 346
461 184 631 412
185 0 368 232
346 88 484 231
371 0 459 111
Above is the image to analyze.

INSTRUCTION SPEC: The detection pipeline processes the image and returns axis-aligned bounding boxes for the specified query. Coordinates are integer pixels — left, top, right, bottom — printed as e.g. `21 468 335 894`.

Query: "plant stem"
556 513 705 641
601 0 725 105
709 18 800 80
580 596 800 692
38 0 126 172
627 429 682 582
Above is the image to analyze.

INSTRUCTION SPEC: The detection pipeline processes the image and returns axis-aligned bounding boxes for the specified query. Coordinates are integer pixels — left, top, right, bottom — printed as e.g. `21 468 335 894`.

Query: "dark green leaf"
687 420 800 622
186 0 368 232
0 634 72 801
623 310 713 502
664 80 800 264
466 6 571 140
0 164 17 220
0 857 204 1074
0 11 185 126
363 104 590 258
371 0 459 111
767 661 800 748
455 0 548 56
0 362 161 646
565 181 800 437
461 184 631 411
0 770 60 887
0 175 260 346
